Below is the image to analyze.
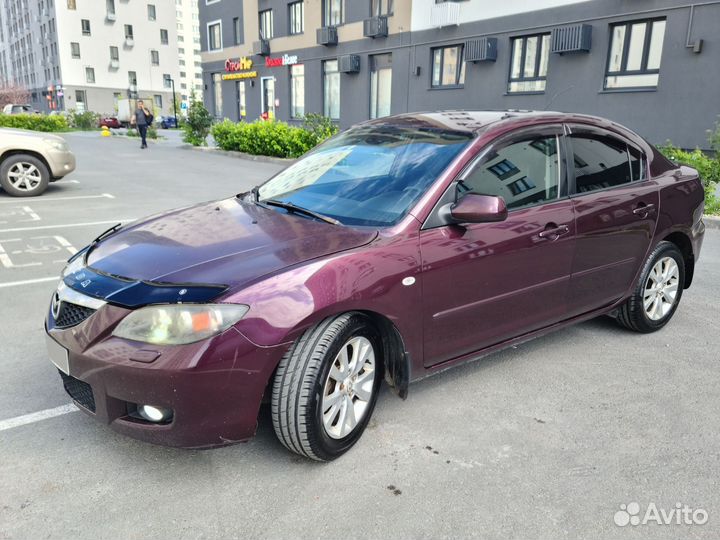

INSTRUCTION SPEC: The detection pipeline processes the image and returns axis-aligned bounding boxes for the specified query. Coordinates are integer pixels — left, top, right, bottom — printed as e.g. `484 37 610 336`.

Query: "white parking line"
0 404 77 432
0 219 135 234
0 193 114 204
0 276 60 288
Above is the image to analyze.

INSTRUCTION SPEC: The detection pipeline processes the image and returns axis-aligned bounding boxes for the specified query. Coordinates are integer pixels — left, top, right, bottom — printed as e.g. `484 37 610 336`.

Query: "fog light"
137 404 173 423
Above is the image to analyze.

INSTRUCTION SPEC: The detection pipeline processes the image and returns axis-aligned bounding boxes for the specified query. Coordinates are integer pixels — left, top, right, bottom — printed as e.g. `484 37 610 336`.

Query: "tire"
271 313 383 461
0 154 50 197
616 241 685 333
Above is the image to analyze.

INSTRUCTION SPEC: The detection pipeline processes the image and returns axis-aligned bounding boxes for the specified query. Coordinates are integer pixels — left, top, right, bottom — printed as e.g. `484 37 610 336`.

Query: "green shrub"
0 113 68 132
659 144 720 215
126 126 158 140
302 113 338 142
182 100 213 146
68 110 99 130
211 115 337 158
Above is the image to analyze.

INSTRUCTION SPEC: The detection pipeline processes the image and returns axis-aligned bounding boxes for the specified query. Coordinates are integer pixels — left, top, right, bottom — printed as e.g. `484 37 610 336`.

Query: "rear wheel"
616 241 685 333
0 154 50 197
271 313 383 461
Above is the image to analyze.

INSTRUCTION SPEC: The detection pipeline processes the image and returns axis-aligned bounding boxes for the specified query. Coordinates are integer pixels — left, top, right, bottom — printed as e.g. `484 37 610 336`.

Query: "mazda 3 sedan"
45 111 705 460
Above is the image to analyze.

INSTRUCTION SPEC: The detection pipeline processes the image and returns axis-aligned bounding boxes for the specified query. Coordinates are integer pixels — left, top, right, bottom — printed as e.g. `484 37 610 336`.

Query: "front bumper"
45 148 76 178
46 302 288 449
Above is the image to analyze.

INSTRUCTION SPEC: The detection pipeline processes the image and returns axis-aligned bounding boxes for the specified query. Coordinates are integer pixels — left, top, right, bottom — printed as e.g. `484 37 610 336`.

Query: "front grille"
55 301 96 329
59 370 96 412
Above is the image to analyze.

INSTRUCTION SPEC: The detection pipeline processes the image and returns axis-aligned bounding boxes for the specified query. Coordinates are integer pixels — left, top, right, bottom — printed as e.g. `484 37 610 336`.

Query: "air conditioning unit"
125 37 134 47
363 16 388 38
338 54 360 74
465 37 497 62
253 38 270 56
551 24 592 54
109 60 119 69
106 12 117 22
316 26 338 46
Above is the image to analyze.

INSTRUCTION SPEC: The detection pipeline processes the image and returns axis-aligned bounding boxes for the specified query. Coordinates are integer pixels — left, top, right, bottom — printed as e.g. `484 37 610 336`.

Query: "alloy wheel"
7 162 42 192
321 336 376 439
643 256 679 321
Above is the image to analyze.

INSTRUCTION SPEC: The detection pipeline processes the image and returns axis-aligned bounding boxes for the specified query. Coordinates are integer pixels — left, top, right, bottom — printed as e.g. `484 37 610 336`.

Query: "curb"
704 215 720 230
180 144 296 165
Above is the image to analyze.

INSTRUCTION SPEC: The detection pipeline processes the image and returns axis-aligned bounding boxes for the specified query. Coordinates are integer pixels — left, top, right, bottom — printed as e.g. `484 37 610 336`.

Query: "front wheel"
616 241 685 333
0 154 50 197
271 313 383 461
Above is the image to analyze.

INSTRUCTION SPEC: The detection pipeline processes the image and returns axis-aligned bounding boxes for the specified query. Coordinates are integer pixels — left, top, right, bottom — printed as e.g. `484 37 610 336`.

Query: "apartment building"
0 0 181 115
199 0 719 150
174 0 203 108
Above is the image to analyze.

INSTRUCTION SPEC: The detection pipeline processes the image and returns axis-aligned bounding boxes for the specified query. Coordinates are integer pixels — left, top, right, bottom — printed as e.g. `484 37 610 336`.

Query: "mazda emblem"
51 292 62 320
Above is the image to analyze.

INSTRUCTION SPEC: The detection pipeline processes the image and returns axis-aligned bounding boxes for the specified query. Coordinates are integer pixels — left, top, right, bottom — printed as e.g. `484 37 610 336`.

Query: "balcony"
430 1 461 28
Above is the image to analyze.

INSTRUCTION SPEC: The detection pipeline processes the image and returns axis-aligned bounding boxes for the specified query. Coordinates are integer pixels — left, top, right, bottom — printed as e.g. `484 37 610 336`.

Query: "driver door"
419 125 576 366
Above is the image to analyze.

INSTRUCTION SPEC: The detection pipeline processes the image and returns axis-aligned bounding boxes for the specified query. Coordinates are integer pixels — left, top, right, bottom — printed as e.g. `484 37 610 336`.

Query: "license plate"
46 333 69 375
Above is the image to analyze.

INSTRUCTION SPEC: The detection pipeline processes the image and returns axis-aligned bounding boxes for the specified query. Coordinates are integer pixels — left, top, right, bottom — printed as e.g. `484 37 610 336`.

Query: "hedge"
0 113 69 132
659 145 720 215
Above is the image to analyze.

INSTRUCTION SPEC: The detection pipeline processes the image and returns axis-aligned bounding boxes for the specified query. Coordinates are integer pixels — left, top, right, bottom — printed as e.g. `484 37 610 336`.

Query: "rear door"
565 124 659 316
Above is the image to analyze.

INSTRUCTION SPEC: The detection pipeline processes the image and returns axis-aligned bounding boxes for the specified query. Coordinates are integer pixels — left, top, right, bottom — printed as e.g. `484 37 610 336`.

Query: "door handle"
633 203 656 217
538 224 570 240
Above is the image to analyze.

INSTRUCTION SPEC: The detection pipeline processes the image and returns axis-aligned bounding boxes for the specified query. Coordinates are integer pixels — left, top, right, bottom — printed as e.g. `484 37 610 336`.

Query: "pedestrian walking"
130 100 153 149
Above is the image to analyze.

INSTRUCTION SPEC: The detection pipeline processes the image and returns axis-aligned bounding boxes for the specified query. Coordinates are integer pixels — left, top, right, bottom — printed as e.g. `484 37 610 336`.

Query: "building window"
431 45 464 88
81 19 91 35
160 29 169 44
150 50 159 65
75 90 86 107
371 0 392 16
323 0 343 26
85 67 95 83
148 4 156 21
207 21 222 51
180 71 186 77
106 0 115 16
163 74 172 88
124 24 134 39
128 71 137 85
154 94 162 108
370 54 392 119
233 17 242 44
67 0 76 9
289 2 304 35
70 42 80 58
605 18 666 89
110 46 119 61
259 9 273 39
213 72 223 117
508 33 550 93
323 59 340 120
237 80 246 118
290 64 304 118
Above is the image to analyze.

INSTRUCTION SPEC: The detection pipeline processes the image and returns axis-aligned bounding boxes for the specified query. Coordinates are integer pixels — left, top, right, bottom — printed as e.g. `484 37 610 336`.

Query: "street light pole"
171 77 177 124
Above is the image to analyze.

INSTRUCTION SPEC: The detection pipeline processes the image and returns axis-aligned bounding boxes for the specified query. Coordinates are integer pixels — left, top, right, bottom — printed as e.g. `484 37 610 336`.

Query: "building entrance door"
261 76 275 119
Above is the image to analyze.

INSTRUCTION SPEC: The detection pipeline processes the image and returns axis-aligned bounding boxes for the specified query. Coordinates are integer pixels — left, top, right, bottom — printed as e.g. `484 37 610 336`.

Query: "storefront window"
370 54 391 119
323 60 340 120
290 64 305 118
213 73 223 118
237 81 246 119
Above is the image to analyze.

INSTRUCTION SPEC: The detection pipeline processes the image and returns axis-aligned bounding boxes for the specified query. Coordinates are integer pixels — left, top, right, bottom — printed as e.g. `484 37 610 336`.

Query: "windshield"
257 125 473 227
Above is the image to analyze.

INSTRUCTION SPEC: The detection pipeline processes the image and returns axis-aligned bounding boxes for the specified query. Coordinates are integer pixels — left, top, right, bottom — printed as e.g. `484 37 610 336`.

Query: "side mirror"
449 193 508 224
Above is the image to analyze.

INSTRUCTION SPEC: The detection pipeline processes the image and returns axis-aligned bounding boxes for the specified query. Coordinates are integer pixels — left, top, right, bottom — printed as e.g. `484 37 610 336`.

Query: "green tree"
182 99 213 146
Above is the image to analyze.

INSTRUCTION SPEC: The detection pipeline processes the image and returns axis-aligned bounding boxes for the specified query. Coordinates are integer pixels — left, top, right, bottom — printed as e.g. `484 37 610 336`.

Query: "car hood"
86 198 377 289
0 127 65 143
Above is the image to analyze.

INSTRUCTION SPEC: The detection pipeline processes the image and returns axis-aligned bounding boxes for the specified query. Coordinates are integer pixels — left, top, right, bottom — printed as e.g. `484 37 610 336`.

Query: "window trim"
147 3 157 21
604 17 666 91
206 19 223 52
507 32 550 94
430 44 465 89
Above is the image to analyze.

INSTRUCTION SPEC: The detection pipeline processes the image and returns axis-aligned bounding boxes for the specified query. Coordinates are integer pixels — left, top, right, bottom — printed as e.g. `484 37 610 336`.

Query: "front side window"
461 135 560 211
323 59 340 120
208 21 221 51
508 33 550 93
605 19 666 89
324 0 343 26
259 9 273 39
257 126 473 227
289 1 304 35
431 45 465 88
147 4 156 21
570 133 634 194
370 53 392 119
290 64 305 118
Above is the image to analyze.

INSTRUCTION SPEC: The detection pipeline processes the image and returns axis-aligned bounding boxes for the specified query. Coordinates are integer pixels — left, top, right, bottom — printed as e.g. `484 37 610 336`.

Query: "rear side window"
461 135 560 211
570 134 634 193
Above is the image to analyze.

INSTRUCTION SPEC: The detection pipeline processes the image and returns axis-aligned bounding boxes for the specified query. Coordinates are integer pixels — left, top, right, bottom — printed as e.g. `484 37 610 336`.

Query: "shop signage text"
265 54 299 67
222 71 257 80
225 57 253 72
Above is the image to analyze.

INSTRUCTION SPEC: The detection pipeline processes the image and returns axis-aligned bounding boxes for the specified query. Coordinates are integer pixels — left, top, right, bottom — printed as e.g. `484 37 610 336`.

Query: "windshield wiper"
263 199 342 225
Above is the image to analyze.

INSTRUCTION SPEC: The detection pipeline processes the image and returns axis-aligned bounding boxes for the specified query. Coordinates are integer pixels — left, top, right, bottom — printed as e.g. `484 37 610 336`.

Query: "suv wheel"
0 154 50 197
271 313 383 461
616 241 685 333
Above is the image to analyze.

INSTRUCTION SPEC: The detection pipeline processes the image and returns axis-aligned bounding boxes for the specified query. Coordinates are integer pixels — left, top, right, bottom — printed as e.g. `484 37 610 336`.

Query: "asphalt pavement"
1 132 718 539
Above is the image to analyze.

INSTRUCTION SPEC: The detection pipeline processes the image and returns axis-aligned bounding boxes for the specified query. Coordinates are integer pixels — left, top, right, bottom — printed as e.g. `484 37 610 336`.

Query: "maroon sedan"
45 111 705 460
98 117 121 129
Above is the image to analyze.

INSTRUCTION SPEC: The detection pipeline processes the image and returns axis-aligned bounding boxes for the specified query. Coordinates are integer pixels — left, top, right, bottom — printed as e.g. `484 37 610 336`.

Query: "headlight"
113 304 249 345
43 138 68 152
61 255 85 277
